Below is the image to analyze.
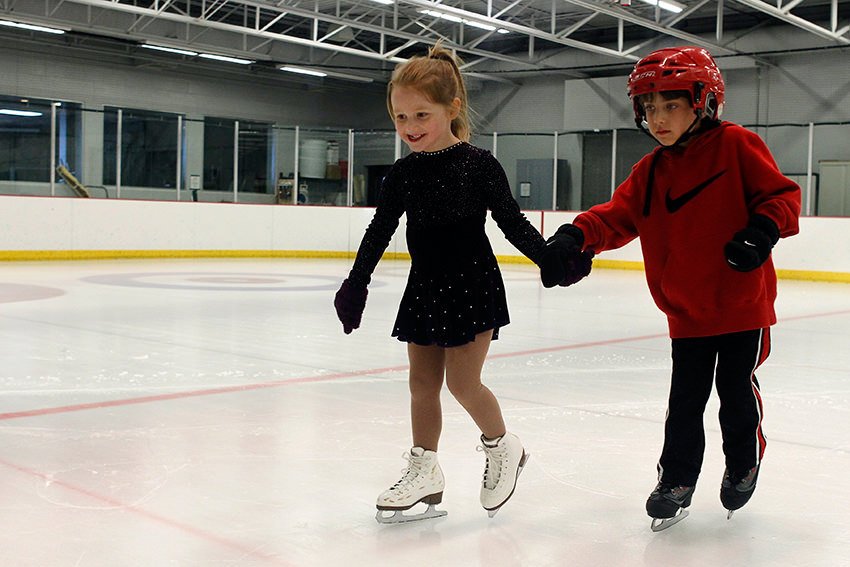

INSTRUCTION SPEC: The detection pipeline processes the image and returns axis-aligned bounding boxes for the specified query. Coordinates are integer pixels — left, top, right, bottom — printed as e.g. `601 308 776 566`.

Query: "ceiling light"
279 65 374 83
0 19 65 34
280 66 328 78
0 109 43 117
142 44 199 56
198 53 254 65
637 0 685 14
419 10 509 34
369 0 395 4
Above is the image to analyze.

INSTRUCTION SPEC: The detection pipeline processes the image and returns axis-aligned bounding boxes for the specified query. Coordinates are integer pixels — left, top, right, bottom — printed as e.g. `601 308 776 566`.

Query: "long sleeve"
734 127 801 238
348 168 405 287
482 152 546 263
574 158 647 254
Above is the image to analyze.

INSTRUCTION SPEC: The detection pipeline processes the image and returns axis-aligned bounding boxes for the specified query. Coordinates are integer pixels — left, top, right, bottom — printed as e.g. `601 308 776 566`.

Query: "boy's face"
642 93 699 146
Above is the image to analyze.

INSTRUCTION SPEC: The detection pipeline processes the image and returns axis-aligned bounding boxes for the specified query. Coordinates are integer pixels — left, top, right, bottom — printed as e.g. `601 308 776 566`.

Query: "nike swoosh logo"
664 170 727 213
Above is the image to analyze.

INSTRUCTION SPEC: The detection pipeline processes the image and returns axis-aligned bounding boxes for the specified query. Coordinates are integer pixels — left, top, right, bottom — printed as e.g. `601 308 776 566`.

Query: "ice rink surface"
1 258 848 567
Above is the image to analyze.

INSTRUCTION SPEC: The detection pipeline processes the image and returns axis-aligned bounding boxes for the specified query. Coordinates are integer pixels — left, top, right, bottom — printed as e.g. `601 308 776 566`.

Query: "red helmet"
628 46 725 125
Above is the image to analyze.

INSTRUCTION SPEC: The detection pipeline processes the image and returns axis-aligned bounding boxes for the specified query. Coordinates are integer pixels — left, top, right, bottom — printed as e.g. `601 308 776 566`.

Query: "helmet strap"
669 113 702 147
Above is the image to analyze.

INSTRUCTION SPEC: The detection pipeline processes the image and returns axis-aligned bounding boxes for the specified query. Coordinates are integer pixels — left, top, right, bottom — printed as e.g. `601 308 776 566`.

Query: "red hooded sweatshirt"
574 122 801 338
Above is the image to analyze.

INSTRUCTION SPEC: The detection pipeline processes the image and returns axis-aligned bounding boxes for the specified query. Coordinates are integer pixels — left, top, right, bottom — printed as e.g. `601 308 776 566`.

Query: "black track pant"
657 328 770 486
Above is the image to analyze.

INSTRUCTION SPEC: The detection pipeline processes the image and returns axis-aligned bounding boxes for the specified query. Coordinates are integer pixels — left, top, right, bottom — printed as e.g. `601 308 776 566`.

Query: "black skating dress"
347 142 545 347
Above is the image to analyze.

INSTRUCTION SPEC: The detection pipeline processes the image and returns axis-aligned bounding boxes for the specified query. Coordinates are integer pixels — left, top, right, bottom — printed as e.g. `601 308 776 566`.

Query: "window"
202 117 271 194
103 107 179 188
0 95 80 184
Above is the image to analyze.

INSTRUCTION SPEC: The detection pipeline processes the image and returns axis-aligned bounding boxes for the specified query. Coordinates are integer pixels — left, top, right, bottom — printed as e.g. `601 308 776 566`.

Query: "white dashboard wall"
0 195 846 280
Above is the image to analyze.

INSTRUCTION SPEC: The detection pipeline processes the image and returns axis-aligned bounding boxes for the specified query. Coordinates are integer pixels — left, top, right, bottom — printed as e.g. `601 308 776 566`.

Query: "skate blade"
650 509 689 532
485 451 531 518
375 503 447 525
726 509 735 520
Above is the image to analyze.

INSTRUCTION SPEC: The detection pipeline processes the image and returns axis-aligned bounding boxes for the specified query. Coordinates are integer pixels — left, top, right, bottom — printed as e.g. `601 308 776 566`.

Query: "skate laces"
477 443 506 490
389 451 427 495
655 483 692 499
726 466 757 488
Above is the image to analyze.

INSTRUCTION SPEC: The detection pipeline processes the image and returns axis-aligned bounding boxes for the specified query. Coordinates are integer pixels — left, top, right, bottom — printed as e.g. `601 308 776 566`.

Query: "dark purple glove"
334 278 368 334
540 223 593 288
724 214 779 272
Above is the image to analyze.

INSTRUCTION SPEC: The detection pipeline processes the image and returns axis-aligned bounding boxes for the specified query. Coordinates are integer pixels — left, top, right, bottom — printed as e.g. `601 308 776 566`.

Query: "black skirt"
392 254 509 347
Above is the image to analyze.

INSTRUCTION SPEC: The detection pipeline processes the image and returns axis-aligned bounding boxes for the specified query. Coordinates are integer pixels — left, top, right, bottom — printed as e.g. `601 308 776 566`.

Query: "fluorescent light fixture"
198 53 254 65
280 66 328 78
0 109 43 117
637 0 685 13
419 10 509 34
142 44 198 56
142 44 253 64
369 0 395 4
279 65 374 83
0 19 65 34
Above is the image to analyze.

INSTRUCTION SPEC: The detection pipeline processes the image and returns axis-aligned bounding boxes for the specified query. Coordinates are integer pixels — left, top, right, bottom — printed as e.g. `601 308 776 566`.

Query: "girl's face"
390 85 460 153
642 94 699 146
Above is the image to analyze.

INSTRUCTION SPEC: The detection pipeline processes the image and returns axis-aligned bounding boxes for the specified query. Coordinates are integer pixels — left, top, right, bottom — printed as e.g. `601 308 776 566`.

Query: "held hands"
334 278 368 334
724 215 780 272
540 223 594 288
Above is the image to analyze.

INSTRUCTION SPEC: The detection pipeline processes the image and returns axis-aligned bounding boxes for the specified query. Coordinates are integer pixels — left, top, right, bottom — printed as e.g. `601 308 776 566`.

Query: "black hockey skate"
720 465 759 519
646 482 695 532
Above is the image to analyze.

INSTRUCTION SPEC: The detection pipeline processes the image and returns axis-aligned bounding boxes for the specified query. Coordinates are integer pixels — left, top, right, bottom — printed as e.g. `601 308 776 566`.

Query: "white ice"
0 258 848 566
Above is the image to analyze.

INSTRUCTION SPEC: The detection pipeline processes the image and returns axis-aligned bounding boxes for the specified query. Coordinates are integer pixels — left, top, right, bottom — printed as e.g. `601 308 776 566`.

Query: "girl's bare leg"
407 343 446 451
444 330 505 440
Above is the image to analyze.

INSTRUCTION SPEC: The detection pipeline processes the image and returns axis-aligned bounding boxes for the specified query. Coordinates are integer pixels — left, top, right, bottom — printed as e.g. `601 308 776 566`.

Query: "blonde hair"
386 42 471 142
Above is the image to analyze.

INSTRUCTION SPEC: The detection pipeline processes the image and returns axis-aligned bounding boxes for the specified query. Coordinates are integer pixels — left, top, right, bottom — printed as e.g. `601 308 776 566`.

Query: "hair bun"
427 49 455 63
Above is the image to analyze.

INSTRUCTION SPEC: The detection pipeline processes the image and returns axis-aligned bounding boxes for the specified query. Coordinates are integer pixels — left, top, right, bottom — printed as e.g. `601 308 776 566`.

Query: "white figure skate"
478 433 530 518
375 447 447 524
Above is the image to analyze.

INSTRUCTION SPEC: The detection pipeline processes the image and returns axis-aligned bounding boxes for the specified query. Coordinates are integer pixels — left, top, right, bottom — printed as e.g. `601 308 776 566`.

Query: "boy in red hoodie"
541 46 801 530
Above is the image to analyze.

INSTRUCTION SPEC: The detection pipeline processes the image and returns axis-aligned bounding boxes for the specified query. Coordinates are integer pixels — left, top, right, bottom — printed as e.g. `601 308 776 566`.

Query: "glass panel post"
233 120 239 203
552 131 559 211
347 129 354 206
176 115 183 201
610 128 618 197
806 122 814 216
50 103 57 196
116 108 122 199
294 125 300 204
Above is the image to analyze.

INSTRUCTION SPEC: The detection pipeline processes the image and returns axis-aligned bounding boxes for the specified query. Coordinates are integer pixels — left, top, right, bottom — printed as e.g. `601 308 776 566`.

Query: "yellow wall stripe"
1 250 847 283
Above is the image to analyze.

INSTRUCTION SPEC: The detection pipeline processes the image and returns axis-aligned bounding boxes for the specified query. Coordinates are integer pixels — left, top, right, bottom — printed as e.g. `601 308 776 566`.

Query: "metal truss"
2 0 848 82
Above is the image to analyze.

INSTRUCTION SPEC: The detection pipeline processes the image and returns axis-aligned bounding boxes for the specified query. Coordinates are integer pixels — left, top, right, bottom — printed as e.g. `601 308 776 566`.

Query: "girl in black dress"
334 43 555 524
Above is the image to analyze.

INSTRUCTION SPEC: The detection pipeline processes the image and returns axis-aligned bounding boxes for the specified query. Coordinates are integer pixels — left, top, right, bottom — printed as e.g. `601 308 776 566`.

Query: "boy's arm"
540 169 642 288
724 128 802 272
737 128 802 238
572 172 641 254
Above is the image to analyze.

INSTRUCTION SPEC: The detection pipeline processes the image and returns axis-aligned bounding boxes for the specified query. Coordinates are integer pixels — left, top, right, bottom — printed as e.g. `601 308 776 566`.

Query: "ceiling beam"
563 0 740 55
397 0 637 61
731 0 850 43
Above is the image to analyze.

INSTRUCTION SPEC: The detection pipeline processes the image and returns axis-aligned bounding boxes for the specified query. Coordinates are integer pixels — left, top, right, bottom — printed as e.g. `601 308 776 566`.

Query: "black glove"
334 278 368 334
561 249 595 286
540 224 593 288
724 214 780 272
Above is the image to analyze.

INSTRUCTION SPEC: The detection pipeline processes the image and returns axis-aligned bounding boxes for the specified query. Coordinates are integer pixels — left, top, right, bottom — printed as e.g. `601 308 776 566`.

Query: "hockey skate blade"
375 503 447 525
726 509 735 520
650 509 689 532
486 451 531 519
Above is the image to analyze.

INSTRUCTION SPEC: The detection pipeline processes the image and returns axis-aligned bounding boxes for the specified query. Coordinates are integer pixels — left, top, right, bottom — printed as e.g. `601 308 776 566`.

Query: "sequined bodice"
348 142 544 286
